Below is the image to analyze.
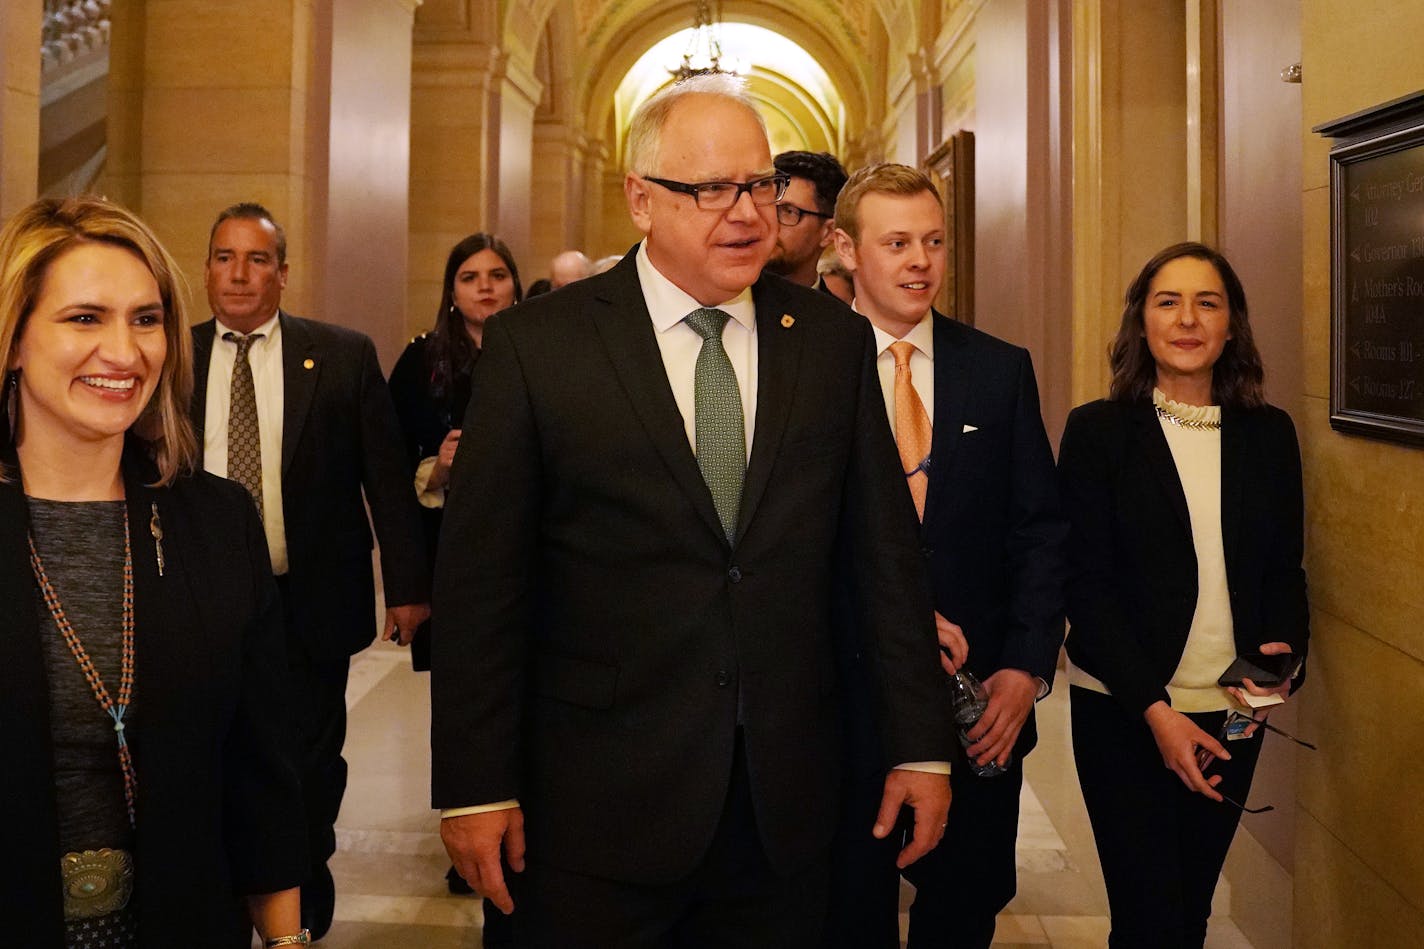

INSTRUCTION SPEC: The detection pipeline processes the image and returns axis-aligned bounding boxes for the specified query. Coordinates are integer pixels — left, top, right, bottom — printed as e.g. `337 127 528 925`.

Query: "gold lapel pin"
303 358 315 370
780 314 795 329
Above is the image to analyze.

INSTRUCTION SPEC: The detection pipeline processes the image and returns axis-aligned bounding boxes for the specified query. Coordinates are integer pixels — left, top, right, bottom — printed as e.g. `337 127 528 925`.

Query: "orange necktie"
890 340 932 519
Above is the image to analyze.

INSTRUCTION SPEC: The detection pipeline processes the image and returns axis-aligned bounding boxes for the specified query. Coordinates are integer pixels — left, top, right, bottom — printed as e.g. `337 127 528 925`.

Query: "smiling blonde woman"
0 196 311 948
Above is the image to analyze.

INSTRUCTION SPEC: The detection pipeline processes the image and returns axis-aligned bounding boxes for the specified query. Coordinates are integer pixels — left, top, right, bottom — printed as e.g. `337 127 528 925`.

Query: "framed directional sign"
1316 91 1424 446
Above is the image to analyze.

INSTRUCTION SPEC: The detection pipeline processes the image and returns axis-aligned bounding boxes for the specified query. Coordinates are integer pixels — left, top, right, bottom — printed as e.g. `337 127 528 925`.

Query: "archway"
578 21 849 256
612 23 842 160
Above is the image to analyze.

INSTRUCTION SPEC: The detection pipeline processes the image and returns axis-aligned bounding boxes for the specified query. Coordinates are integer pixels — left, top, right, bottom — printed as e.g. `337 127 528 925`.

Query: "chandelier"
668 0 737 80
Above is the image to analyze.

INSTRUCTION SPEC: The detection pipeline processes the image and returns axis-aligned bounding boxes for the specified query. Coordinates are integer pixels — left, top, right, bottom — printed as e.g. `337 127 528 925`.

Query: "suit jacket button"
921 546 934 559
727 566 742 583
716 670 731 687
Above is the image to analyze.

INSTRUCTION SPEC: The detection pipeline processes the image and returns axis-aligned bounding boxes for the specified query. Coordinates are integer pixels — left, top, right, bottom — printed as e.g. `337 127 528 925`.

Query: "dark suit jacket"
921 315 1065 753
836 314 1065 775
431 252 951 885
922 313 1070 675
1057 398 1309 716
3 445 307 947
388 333 474 670
191 312 429 660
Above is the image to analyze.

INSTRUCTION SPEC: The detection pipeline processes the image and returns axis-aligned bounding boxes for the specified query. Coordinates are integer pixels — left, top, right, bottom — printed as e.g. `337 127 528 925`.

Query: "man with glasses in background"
767 150 848 292
432 75 952 947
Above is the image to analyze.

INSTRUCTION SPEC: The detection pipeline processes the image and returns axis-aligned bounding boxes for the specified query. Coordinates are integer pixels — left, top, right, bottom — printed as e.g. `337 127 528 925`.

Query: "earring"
3 370 16 435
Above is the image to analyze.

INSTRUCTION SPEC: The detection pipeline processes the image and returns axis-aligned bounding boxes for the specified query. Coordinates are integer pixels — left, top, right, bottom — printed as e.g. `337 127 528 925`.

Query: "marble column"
409 18 542 333
114 0 321 319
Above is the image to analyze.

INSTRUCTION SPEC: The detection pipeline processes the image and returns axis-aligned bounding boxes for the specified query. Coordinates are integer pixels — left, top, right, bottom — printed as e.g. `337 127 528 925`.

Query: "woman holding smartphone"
1 197 309 946
1057 242 1309 948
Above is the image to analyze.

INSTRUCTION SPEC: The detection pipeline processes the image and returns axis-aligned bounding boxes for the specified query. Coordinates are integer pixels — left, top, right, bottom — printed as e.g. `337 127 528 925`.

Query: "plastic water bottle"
947 670 1009 778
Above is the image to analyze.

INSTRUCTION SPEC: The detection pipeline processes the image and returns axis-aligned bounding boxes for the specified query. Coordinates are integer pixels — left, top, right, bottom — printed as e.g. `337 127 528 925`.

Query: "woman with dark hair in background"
1 196 309 947
389 232 522 670
387 233 521 930
1057 242 1309 948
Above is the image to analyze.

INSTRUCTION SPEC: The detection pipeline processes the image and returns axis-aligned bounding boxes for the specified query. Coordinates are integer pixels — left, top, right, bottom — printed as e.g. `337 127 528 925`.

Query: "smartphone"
1217 652 1299 688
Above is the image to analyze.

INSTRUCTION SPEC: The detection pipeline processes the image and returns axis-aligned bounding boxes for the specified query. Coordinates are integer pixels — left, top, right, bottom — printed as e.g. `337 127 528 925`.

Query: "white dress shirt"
636 241 758 457
864 307 936 435
203 311 289 575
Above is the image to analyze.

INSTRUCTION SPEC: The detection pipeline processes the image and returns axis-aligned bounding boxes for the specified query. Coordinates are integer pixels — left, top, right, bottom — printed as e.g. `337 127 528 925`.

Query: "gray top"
28 498 134 856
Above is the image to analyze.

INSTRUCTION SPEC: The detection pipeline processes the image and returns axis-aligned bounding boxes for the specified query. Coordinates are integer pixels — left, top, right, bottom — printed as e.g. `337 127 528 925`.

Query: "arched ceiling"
610 23 841 161
503 0 929 150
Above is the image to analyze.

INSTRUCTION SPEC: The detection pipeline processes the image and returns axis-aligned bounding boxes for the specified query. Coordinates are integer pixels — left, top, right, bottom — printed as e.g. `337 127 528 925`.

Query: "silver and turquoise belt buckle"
60 847 135 920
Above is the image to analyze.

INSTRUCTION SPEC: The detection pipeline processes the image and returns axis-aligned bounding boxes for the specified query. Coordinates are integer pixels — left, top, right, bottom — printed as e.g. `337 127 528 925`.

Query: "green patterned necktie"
684 308 746 542
223 331 265 520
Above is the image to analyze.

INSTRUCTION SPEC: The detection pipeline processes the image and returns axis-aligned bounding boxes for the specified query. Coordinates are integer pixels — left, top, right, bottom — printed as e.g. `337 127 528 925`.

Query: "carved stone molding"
41 0 110 73
411 41 507 88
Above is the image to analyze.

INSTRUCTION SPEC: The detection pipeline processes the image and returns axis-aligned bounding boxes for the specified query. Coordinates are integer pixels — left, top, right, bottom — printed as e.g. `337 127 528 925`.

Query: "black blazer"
1056 399 1309 716
388 333 474 671
388 333 474 466
431 252 951 885
2 447 307 947
192 312 429 659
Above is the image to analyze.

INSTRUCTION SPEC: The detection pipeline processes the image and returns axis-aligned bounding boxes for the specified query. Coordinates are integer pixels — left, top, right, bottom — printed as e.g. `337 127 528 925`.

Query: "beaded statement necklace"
1154 402 1221 431
29 510 137 829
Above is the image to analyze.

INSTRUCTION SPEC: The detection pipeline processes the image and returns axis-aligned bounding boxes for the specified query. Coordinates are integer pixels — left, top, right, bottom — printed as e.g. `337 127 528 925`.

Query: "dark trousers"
903 757 1023 948
276 577 350 933
1070 687 1264 949
823 763 902 949
515 733 829 949
824 759 1022 949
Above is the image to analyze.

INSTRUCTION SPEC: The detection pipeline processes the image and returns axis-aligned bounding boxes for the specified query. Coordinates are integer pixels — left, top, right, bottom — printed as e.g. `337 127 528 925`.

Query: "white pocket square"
962 424 979 433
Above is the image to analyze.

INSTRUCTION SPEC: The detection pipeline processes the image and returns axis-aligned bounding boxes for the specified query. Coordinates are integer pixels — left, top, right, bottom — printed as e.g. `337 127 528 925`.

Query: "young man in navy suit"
827 164 1067 949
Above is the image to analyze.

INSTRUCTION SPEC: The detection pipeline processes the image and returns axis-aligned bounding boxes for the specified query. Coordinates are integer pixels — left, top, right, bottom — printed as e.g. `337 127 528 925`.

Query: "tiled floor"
310 644 1259 948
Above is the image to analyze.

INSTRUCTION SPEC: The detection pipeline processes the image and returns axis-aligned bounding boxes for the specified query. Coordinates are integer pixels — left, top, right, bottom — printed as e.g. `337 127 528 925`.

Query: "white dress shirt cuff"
441 800 520 819
414 456 446 509
895 760 952 775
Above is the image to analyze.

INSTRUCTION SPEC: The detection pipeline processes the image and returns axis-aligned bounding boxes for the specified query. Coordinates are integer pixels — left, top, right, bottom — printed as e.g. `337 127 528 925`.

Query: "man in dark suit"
432 76 954 948
829 164 1066 948
190 203 430 939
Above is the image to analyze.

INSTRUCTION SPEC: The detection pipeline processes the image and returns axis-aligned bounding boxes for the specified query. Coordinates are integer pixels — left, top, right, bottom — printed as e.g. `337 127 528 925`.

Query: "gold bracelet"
264 931 312 948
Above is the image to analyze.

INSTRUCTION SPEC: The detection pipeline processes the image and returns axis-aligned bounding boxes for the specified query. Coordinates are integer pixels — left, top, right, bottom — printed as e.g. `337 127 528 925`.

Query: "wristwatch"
264 931 312 947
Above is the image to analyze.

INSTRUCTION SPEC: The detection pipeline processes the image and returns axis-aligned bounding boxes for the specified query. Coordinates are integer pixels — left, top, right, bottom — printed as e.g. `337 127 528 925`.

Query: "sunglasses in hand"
1195 710 1317 813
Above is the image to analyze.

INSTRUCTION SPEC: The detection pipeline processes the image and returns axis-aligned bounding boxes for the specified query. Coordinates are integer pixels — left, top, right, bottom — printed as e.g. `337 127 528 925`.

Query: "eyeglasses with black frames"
1215 792 1276 814
1222 709 1317 751
643 174 790 210
775 203 834 227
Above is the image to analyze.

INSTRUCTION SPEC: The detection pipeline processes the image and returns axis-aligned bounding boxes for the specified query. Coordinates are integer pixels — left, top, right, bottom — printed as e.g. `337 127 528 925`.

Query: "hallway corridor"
307 643 1262 947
